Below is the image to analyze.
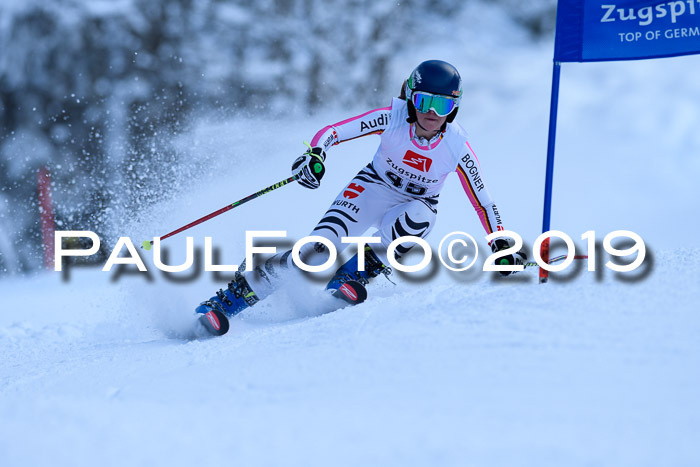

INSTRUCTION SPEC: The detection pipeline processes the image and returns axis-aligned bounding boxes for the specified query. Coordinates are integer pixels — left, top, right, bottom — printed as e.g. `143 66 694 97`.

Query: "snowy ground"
2 8 700 467
1 250 699 466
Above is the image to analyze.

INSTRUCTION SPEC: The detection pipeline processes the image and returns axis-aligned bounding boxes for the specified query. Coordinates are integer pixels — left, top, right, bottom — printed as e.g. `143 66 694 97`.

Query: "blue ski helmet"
405 60 462 124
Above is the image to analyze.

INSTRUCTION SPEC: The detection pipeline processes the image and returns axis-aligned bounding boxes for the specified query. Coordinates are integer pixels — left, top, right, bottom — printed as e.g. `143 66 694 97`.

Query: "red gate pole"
37 166 56 270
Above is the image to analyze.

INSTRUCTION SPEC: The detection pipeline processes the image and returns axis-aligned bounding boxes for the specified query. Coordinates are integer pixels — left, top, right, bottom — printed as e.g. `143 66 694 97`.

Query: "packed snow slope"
2 11 700 467
1 249 698 467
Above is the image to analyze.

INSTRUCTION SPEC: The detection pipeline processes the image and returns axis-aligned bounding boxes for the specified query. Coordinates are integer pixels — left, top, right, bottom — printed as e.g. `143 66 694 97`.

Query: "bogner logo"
402 151 433 172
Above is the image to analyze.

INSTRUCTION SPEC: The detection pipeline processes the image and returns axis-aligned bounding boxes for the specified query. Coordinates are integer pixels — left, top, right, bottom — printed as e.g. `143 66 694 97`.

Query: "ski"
193 281 367 338
329 280 368 306
197 309 230 337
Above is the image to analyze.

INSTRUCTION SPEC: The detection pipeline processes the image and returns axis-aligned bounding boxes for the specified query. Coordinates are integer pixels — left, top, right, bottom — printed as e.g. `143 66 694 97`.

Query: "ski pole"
141 173 301 250
523 254 588 268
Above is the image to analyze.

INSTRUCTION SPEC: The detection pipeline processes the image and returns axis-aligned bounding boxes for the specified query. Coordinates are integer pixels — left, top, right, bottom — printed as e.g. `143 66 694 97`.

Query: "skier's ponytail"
398 80 407 100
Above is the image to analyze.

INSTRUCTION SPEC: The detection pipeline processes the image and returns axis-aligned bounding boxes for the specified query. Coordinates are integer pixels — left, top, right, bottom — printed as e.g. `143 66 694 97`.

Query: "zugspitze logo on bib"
402 151 433 172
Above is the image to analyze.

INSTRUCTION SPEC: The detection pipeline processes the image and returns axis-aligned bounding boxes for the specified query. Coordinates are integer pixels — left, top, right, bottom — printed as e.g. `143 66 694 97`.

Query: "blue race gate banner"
555 0 700 62
541 0 700 282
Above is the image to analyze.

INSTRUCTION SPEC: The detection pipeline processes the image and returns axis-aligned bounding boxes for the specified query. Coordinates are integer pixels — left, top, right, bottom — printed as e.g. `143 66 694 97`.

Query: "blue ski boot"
195 272 259 336
326 246 391 305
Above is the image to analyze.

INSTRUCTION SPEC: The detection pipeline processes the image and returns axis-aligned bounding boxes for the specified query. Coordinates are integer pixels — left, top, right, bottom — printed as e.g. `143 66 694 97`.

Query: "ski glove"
292 145 326 190
491 238 527 276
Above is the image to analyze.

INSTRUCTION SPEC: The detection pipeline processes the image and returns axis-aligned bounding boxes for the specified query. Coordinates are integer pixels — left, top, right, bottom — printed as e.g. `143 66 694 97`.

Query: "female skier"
195 60 525 335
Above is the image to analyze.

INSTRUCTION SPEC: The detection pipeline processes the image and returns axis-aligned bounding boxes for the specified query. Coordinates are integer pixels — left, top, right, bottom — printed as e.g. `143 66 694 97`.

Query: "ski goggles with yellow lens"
411 91 458 117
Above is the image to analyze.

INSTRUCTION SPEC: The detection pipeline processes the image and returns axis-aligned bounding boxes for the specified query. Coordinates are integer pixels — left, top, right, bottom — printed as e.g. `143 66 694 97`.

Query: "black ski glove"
491 238 527 276
292 144 326 189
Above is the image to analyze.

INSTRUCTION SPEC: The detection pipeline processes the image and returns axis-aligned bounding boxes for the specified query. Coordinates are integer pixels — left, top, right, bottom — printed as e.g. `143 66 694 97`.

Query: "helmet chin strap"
414 119 442 139
415 119 430 134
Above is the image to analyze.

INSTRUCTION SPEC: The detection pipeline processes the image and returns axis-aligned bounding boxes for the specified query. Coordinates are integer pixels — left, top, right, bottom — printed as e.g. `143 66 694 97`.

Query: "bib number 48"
385 170 427 196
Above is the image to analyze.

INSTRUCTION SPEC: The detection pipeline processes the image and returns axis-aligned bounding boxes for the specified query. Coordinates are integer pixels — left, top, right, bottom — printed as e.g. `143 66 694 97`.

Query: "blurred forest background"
0 0 556 275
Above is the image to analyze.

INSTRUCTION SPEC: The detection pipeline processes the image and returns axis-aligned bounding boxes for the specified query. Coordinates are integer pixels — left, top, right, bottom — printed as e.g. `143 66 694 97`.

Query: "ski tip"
332 280 368 306
142 240 152 251
198 309 230 336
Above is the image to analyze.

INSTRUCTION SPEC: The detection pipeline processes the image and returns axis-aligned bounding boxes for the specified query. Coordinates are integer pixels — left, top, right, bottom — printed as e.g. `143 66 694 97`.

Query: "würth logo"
343 183 365 199
402 151 432 172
